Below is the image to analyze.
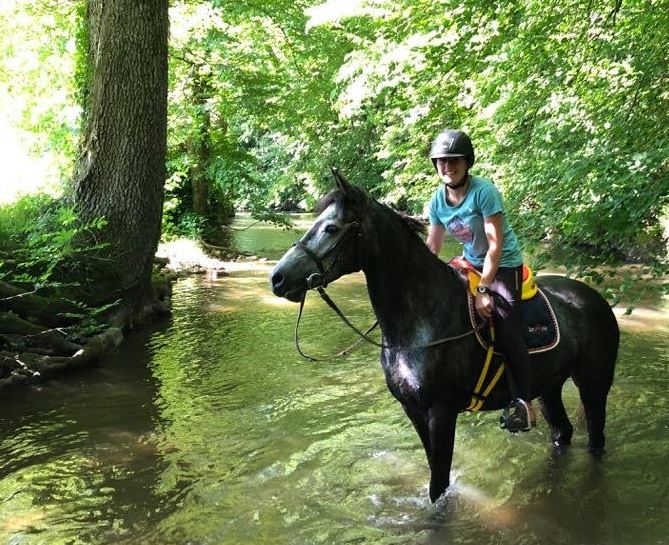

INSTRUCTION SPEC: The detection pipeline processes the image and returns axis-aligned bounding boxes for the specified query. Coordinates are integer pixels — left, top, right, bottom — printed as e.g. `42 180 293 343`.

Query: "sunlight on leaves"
306 0 389 30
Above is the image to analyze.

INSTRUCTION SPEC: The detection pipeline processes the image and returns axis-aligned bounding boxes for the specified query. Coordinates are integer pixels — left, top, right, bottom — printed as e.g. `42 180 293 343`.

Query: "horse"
269 169 618 502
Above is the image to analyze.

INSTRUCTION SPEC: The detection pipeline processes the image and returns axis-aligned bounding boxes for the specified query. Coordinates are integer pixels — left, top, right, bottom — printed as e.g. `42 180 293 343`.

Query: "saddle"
449 257 560 354
449 258 561 412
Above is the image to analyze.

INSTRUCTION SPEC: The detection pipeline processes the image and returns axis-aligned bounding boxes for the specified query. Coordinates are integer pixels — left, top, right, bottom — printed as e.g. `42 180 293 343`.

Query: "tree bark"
74 0 169 313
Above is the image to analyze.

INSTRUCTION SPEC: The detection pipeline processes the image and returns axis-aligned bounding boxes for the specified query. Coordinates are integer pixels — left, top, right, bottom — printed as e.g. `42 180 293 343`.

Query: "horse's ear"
331 167 353 196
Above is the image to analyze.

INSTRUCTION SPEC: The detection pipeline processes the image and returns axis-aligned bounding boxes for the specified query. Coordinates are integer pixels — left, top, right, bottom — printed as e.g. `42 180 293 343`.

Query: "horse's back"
537 274 618 330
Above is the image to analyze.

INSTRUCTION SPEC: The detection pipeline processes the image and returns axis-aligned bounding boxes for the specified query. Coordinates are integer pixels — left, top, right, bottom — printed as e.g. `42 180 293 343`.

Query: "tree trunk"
189 70 213 218
74 0 169 316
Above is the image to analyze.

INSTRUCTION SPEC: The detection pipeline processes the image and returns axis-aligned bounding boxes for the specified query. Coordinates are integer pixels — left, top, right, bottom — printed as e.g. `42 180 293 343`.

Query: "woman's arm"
426 224 446 255
480 213 503 286
476 213 503 319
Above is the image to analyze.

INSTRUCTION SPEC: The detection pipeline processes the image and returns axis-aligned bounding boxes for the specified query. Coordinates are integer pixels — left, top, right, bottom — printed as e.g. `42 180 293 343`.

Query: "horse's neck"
360 213 464 345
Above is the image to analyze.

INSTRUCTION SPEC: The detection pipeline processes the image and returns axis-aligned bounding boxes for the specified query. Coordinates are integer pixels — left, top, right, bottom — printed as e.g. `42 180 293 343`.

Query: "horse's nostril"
271 272 284 289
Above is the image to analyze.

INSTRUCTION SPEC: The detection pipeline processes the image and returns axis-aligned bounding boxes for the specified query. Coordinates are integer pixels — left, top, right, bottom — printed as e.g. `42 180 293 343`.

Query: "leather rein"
291 222 483 362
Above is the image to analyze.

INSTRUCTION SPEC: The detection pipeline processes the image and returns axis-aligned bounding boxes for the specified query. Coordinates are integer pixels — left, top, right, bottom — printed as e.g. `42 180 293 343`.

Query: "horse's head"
270 169 366 302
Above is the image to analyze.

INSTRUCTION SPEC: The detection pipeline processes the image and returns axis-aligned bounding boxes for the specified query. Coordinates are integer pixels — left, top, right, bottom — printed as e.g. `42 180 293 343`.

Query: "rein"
294 285 484 362
291 216 482 361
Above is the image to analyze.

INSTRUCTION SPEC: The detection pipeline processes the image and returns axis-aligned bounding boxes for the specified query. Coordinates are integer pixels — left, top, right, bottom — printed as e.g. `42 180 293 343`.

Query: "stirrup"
499 399 533 433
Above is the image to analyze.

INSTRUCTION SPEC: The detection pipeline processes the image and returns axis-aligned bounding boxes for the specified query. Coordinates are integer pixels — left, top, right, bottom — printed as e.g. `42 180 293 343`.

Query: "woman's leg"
489 265 534 431
490 266 531 401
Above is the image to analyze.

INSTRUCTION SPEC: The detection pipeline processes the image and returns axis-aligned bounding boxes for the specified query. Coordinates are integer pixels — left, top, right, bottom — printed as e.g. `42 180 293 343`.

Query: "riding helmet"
429 129 475 169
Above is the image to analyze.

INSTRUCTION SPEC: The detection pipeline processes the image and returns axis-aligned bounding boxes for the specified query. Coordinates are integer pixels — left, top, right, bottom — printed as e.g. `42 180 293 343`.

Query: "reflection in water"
0 330 174 544
0 215 667 544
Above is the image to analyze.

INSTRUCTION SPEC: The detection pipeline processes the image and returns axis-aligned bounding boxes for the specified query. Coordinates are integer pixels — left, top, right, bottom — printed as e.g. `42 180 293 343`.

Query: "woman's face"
436 157 467 186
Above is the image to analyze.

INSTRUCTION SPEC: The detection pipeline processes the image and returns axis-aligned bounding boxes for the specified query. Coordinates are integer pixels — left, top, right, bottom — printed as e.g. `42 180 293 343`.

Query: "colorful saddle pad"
450 256 538 300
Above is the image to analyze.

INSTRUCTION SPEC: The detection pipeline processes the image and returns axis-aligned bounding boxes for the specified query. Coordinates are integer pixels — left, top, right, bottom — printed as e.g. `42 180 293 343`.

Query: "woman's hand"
475 292 494 319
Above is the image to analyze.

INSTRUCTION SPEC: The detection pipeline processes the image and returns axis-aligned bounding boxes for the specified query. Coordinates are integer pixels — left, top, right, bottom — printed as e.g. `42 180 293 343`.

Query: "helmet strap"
445 173 470 190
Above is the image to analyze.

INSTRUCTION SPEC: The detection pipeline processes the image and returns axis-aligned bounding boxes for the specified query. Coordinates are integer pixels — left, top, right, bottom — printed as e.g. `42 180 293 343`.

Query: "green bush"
0 193 53 253
0 193 107 288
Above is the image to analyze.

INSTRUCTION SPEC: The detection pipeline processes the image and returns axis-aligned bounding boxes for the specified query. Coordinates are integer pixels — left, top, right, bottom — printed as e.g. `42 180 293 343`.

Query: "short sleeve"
427 191 443 226
477 182 505 218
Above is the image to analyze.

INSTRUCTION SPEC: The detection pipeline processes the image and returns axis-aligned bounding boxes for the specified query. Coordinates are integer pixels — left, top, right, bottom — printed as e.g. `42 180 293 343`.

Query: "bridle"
291 218 483 362
292 220 361 290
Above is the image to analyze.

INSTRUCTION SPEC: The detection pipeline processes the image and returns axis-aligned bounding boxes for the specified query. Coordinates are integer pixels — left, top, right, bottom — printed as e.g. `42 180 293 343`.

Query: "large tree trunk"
74 0 169 321
0 0 169 389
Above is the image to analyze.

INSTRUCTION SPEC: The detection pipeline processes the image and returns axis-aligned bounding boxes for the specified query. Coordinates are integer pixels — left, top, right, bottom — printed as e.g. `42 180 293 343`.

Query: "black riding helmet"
430 129 475 169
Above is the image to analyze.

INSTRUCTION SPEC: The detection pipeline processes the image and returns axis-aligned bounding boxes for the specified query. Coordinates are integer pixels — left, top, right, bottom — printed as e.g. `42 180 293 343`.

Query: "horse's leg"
401 403 431 461
427 406 458 503
575 381 610 456
538 382 573 452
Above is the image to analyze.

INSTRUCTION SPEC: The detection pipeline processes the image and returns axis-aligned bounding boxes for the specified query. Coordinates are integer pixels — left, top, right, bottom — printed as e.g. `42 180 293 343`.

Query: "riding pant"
478 265 532 401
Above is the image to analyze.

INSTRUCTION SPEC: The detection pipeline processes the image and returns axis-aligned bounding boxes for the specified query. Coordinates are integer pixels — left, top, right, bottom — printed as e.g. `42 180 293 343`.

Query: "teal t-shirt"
428 176 523 268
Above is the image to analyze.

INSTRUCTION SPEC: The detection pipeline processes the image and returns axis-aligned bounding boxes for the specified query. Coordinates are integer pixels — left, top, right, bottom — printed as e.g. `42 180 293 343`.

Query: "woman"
425 129 534 432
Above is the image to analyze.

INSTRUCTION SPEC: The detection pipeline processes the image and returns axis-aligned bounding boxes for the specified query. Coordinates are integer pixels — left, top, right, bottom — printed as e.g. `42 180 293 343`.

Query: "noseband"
292 220 360 289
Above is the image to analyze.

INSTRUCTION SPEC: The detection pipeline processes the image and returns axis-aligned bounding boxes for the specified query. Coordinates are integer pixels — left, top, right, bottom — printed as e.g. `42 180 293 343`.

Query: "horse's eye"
324 224 340 235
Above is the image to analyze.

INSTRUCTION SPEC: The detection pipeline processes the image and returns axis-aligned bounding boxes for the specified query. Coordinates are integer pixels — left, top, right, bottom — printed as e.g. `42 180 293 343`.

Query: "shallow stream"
1 215 668 545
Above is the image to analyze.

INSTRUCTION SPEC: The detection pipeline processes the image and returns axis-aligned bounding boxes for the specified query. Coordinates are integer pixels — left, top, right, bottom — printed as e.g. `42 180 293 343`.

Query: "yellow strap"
474 345 494 394
471 362 505 412
466 344 494 411
467 323 505 413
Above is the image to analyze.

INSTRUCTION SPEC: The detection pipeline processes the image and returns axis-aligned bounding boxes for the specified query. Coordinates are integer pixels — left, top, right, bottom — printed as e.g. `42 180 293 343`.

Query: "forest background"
0 0 667 381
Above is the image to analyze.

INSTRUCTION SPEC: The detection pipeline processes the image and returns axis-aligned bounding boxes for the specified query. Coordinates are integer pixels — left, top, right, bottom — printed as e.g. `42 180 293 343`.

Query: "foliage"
0 193 107 288
164 0 669 269
307 0 669 257
0 0 81 194
164 0 358 232
2 0 668 302
60 298 121 337
0 192 116 335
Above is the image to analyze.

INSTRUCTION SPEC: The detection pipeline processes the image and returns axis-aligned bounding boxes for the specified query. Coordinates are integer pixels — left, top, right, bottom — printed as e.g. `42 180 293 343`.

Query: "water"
1 214 668 545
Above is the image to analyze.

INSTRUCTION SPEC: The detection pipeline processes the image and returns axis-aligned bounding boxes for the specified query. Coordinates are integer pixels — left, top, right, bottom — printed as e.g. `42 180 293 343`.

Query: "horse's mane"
397 211 427 236
316 183 458 289
315 188 427 236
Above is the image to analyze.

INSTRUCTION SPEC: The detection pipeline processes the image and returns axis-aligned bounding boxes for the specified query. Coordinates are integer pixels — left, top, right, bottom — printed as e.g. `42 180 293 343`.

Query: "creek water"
1 214 668 545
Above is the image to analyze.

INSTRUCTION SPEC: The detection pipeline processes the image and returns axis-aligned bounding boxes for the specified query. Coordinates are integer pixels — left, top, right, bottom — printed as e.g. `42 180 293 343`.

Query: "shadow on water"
0 325 190 544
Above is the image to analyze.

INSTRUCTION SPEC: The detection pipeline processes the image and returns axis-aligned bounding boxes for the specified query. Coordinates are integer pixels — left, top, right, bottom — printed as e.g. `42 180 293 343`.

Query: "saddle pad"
467 288 560 353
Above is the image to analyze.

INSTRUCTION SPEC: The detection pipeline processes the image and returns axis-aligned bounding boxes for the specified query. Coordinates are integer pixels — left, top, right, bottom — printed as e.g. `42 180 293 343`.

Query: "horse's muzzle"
269 268 306 302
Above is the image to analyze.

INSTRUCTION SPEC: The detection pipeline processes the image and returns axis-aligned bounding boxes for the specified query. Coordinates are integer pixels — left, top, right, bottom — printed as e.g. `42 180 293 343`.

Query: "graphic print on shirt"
446 215 474 244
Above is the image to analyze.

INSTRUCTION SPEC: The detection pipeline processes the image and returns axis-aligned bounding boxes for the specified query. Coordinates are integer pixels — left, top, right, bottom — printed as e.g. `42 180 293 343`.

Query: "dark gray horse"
270 170 618 502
